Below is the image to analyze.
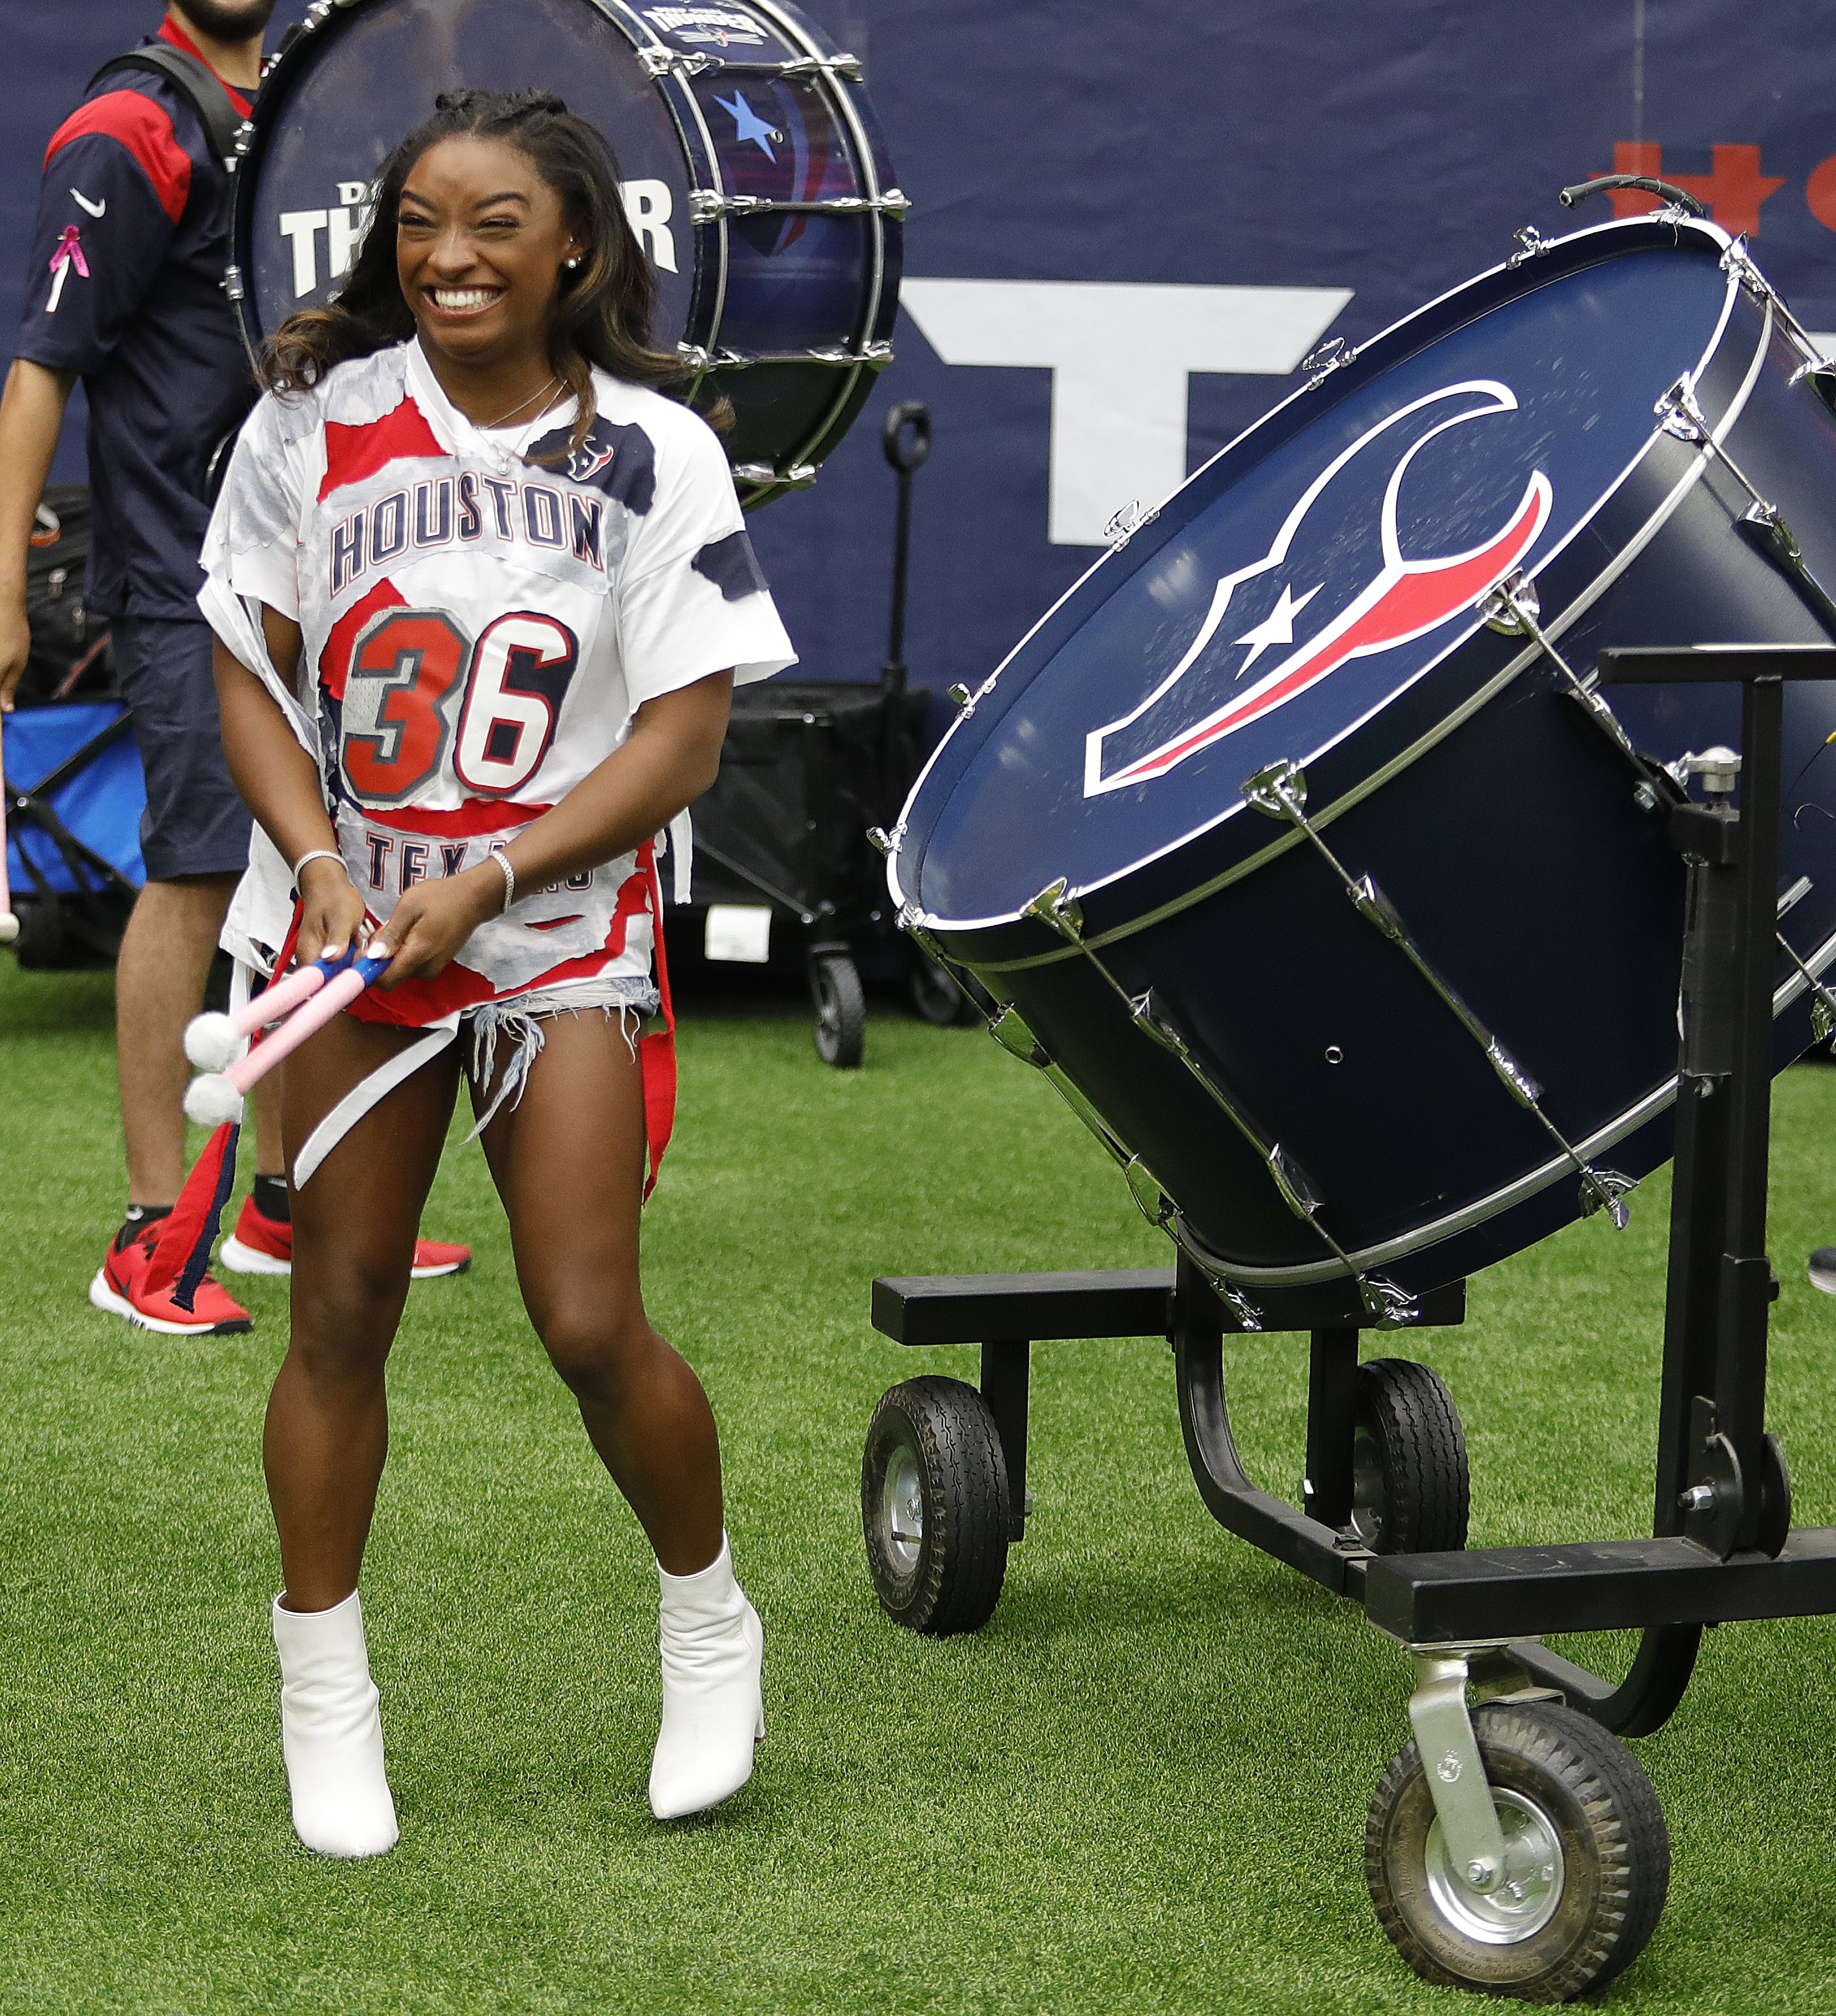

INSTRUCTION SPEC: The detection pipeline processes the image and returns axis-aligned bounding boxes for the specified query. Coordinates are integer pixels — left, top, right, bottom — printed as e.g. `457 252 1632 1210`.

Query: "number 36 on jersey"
339 606 580 806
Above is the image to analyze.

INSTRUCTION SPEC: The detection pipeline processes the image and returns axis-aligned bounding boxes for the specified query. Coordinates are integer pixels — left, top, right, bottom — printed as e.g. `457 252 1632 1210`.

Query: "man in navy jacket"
0 3 469 1331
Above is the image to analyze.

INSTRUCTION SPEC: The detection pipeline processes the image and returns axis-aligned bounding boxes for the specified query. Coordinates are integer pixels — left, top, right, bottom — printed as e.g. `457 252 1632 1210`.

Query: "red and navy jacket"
14 18 254 621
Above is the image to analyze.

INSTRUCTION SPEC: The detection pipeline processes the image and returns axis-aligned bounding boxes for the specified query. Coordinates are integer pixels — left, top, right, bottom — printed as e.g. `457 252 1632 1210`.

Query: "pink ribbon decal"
50 225 89 279
44 225 89 314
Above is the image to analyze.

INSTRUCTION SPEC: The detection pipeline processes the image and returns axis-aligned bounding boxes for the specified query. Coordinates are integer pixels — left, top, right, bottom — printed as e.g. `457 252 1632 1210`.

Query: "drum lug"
895 900 946 964
1361 1278 1423 1327
1478 568 1538 636
1506 224 1549 269
775 51 865 81
1300 335 1354 388
1104 501 1160 548
987 1004 1047 1067
680 343 754 372
1241 757 1307 820
1174 1246 1267 1332
1128 988 1184 1054
1123 1156 1175 1229
1578 1169 1638 1226
1655 372 1705 442
1023 878 1084 938
732 460 819 492
638 46 716 79
809 342 895 369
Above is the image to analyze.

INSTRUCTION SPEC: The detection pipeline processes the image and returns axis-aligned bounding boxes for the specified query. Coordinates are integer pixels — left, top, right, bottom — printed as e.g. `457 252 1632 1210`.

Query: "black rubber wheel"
1350 1356 1470 1553
861 1375 1010 1634
1366 1700 1670 2001
907 952 978 1027
810 951 866 1068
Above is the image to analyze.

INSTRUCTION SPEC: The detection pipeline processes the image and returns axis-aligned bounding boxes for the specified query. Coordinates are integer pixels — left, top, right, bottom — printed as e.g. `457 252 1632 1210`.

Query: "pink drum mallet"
183 953 389 1126
183 953 354 1070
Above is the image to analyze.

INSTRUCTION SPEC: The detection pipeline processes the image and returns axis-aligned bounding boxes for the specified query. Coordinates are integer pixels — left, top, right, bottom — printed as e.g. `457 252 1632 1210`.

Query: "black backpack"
85 40 247 171
18 487 115 708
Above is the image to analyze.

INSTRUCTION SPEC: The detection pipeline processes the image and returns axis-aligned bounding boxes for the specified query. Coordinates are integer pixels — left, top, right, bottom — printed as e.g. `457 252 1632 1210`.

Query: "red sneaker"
220 1196 472 1280
89 1223 253 1336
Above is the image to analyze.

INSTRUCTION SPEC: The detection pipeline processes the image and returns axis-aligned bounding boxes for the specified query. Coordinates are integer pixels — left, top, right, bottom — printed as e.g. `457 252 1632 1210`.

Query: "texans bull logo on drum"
1084 382 1553 797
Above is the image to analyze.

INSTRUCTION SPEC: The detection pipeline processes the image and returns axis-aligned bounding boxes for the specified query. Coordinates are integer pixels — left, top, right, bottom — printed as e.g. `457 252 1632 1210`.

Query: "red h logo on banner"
1595 141 1785 237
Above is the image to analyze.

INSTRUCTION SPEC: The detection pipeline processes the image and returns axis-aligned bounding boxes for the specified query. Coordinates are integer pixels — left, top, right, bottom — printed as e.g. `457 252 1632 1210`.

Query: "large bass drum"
229 0 903 507
888 215 1836 1327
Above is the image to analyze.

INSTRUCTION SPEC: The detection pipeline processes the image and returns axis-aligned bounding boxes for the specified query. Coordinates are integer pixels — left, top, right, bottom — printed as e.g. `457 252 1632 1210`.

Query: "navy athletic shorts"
113 615 251 882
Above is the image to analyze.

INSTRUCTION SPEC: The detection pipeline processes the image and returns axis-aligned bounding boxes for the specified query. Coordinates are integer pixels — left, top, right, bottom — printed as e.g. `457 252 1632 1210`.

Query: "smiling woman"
262 87 724 453
196 89 796 1859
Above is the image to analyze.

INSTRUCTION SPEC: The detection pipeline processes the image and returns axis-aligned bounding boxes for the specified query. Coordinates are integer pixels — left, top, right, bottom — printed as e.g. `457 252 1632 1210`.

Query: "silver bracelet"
492 850 516 913
292 847 346 884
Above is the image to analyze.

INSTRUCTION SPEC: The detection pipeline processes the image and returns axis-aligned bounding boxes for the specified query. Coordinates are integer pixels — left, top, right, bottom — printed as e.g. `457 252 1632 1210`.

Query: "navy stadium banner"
5 2 1835 701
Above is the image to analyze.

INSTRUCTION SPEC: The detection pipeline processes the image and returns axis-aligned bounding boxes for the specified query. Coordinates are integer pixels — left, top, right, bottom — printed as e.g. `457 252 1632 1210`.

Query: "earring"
564 255 582 270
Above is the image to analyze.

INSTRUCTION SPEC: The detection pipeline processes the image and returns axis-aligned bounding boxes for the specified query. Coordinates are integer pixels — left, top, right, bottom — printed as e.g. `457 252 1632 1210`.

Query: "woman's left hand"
368 865 504 990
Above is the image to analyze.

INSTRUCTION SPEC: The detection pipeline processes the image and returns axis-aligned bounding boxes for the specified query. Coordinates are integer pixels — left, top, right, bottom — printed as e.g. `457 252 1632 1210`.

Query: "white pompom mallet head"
184 1010 240 1071
184 1073 246 1128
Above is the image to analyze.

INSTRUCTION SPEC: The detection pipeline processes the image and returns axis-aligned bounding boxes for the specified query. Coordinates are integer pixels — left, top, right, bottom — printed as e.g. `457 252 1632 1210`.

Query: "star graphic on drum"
716 90 779 162
1233 581 1322 678
1084 381 1553 797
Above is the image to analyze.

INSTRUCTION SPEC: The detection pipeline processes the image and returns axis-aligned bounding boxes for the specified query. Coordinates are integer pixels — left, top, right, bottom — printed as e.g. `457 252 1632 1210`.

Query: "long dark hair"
260 88 714 453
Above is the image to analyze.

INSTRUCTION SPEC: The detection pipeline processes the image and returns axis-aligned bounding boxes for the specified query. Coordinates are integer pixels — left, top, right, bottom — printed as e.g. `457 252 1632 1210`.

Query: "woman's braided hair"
259 87 725 453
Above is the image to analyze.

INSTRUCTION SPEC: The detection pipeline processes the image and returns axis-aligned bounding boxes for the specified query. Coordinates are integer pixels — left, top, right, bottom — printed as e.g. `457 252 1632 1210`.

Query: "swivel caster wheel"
861 1377 1009 1634
1352 1357 1470 1553
810 950 866 1068
1366 1699 1669 2000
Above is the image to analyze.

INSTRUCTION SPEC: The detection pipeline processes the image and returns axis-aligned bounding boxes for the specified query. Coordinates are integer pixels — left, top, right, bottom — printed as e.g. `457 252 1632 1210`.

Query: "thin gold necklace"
480 373 561 430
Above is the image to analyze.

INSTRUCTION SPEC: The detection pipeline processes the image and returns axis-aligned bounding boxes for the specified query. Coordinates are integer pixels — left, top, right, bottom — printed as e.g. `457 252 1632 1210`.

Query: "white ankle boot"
648 1535 763 1820
271 1590 399 1858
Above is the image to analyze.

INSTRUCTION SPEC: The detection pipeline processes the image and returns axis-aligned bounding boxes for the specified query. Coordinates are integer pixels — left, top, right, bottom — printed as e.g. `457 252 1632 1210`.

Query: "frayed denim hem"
463 977 661 1139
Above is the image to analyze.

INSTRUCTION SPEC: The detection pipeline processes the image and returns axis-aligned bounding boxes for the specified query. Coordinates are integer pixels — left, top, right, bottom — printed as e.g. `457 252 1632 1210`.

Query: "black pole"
1718 674 1784 1541
880 400 929 698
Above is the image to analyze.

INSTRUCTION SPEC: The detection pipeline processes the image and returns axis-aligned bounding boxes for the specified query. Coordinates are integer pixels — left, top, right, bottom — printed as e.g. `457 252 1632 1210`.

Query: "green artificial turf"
3 953 1836 2013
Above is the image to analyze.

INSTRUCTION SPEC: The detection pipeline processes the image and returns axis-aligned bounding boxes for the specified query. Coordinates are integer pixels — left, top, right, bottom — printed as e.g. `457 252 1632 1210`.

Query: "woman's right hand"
294 854 369 966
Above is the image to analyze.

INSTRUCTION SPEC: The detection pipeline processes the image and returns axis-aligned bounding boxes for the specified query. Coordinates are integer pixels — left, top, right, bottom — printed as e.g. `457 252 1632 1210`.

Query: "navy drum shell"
889 218 1836 1314
230 0 902 507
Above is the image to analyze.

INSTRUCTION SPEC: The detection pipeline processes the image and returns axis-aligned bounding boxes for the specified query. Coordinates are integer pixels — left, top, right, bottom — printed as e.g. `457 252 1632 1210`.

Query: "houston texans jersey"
199 339 795 1025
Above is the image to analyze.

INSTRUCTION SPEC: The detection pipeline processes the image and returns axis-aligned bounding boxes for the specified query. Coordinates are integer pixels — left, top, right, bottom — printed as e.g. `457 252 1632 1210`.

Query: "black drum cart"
860 646 1836 2000
674 402 974 1065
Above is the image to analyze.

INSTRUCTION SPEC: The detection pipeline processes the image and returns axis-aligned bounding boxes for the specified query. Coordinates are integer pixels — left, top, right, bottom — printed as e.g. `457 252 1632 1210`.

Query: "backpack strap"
86 42 247 173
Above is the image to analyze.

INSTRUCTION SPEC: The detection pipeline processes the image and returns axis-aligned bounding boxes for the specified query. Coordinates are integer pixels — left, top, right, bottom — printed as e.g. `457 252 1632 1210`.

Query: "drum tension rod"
1481 571 1682 815
1017 879 1417 1325
1720 236 1834 380
896 901 1206 1284
1774 876 1836 1043
1241 760 1635 1230
1656 374 1836 636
